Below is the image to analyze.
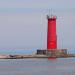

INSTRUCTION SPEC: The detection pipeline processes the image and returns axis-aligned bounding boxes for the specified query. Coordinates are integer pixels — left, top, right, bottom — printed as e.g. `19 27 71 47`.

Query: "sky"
0 0 75 54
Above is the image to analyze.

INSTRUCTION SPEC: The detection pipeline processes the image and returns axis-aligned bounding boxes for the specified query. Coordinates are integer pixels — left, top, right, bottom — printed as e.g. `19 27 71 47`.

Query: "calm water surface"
0 58 75 75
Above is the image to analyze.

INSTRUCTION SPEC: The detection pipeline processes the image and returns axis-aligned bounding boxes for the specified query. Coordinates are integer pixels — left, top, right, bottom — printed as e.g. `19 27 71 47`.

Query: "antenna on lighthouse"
50 8 53 17
49 9 50 16
47 9 53 19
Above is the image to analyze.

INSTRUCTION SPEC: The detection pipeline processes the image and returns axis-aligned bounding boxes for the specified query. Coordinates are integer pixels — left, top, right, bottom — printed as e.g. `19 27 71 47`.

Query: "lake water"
0 58 75 75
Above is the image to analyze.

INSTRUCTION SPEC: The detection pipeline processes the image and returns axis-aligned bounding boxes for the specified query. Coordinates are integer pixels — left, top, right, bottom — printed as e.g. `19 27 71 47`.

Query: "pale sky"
0 0 75 53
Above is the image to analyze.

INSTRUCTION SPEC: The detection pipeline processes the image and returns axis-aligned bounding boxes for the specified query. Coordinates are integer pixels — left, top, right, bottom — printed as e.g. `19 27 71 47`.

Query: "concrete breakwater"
0 54 49 59
0 54 74 59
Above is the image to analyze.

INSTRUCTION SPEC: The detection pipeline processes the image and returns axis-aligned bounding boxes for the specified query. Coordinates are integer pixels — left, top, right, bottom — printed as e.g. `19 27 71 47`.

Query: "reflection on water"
48 57 57 60
0 58 75 75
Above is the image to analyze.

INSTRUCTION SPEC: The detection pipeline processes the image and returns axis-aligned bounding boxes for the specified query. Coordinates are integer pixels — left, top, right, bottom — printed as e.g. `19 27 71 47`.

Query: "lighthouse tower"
47 15 57 50
36 12 67 57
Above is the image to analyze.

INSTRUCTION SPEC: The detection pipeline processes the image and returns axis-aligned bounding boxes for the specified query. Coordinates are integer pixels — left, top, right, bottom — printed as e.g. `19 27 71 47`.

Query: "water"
0 49 36 54
0 58 75 75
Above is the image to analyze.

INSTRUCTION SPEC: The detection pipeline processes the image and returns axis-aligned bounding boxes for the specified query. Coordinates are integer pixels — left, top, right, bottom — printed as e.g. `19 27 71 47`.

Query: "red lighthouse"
36 13 67 56
47 15 57 50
